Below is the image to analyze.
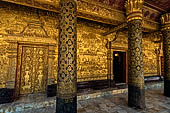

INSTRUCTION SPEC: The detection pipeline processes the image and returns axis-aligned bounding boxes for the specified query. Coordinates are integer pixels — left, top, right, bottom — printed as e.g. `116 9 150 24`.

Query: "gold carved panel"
0 2 58 39
0 39 9 88
0 2 58 89
143 38 159 76
0 1 161 87
77 21 108 82
16 44 48 95
2 0 160 30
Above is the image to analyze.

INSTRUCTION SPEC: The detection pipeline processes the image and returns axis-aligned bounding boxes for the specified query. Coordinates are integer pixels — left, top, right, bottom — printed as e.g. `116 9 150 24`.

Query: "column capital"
161 13 170 31
125 0 144 22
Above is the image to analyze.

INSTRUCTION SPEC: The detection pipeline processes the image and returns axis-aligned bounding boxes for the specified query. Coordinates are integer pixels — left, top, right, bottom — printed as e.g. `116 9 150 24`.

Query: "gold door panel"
16 45 48 95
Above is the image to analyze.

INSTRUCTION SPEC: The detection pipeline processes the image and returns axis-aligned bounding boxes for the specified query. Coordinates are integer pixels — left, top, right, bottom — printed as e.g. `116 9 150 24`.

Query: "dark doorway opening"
113 51 126 84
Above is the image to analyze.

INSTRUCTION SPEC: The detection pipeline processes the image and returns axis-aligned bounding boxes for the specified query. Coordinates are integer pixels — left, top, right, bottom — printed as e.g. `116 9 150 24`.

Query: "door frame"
111 49 128 84
14 43 49 97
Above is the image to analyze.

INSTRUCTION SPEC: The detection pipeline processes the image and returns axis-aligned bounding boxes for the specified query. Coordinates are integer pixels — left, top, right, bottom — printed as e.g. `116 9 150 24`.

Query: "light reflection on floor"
78 89 170 113
0 82 169 113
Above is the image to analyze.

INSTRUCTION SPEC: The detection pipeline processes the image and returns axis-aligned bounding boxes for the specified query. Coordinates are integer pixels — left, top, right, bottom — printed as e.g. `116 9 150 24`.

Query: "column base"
164 79 170 97
128 85 145 109
56 96 77 113
0 88 14 104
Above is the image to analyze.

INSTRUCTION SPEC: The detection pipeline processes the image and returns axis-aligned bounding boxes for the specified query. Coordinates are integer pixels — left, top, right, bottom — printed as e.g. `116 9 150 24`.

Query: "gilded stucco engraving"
0 2 58 39
0 2 58 92
111 32 128 49
110 32 158 77
77 21 108 82
143 38 159 76
0 39 9 88
19 46 48 95
2 0 159 30
16 45 49 96
0 1 162 91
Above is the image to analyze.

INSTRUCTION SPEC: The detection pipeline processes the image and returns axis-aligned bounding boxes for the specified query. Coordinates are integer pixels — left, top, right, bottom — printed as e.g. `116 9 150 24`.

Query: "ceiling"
95 0 125 10
145 0 170 12
94 0 170 12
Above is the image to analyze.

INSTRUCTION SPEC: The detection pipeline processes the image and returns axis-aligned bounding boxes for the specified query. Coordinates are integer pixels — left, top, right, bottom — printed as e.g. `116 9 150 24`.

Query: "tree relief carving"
0 2 58 39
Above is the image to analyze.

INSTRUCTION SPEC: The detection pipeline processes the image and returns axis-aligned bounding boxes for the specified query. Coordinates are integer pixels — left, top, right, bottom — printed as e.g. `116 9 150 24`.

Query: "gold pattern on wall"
0 39 9 88
0 2 58 90
17 45 48 95
77 20 108 82
143 38 159 76
2 0 160 30
53 49 58 84
110 32 158 76
111 32 128 49
78 19 159 82
0 2 58 39
0 1 162 88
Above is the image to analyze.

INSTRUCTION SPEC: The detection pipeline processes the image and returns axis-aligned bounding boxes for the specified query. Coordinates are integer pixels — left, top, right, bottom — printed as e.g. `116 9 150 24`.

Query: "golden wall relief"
143 38 160 76
0 2 58 89
53 49 58 84
0 2 58 39
2 0 160 31
17 45 48 95
0 39 9 88
109 32 159 77
77 20 109 82
0 1 161 87
110 32 128 49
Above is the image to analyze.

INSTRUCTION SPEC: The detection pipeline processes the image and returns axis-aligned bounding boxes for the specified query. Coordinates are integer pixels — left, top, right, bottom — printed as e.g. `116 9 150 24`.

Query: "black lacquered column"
125 0 145 109
161 14 170 97
57 0 77 113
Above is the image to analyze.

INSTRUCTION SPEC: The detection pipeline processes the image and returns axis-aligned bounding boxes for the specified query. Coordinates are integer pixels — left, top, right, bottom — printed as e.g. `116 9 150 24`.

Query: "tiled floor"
78 89 170 113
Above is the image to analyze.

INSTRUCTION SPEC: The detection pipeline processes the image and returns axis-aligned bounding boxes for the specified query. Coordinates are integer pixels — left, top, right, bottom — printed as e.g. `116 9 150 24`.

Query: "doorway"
15 44 49 96
113 51 126 83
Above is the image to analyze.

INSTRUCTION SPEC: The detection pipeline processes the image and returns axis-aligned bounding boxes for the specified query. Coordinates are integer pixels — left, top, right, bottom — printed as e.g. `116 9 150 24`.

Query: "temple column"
161 14 170 97
56 0 77 113
125 0 145 109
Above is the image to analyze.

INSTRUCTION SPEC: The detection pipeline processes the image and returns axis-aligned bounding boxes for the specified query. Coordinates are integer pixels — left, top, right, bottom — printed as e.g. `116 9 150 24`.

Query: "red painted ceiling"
93 0 170 12
93 0 125 10
145 0 170 12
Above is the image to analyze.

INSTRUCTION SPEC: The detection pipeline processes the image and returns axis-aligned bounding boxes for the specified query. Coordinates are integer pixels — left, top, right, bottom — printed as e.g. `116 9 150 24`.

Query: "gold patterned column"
161 13 170 97
56 0 77 113
125 0 145 109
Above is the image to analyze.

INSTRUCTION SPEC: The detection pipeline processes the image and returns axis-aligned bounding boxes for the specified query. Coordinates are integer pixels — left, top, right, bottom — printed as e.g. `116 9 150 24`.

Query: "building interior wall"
0 1 162 89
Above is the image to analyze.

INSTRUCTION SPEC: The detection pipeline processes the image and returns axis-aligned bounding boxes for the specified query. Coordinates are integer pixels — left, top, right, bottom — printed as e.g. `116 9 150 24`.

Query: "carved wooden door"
16 45 48 95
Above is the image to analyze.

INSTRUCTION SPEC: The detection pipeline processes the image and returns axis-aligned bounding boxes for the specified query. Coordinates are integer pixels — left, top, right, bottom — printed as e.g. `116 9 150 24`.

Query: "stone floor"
13 88 170 113
78 89 170 113
0 82 169 113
